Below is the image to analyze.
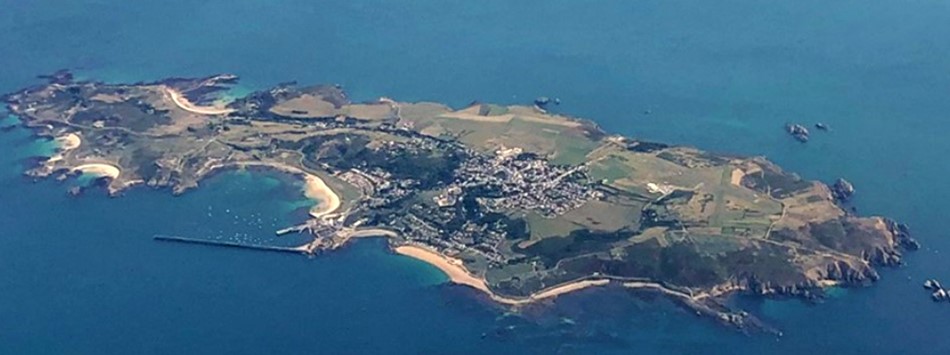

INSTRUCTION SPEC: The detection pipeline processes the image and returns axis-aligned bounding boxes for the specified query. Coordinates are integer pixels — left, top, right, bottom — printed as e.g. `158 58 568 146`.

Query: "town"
260 112 601 267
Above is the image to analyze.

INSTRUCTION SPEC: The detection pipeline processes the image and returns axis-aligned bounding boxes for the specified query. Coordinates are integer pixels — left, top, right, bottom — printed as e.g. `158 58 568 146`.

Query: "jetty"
275 222 311 236
154 235 308 255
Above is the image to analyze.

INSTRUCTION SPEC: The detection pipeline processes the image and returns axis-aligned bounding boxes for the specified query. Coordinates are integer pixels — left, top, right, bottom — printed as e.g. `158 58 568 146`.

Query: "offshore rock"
932 288 947 302
37 69 74 85
785 123 810 142
832 178 855 202
67 186 83 196
534 96 551 108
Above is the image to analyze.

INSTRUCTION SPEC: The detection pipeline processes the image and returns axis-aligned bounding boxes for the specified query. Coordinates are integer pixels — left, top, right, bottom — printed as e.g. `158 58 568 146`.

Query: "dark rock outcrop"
534 96 551 108
864 245 903 266
932 288 947 302
67 186 83 196
885 219 920 251
831 178 855 202
785 123 810 142
37 69 74 85
922 279 947 302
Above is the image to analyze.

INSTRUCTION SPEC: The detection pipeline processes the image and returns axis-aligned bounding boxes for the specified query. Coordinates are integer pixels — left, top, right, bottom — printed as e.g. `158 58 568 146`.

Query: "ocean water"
1 0 949 353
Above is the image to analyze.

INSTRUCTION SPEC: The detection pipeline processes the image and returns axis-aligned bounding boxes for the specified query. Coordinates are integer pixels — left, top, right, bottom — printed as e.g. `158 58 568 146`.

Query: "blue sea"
1 0 949 353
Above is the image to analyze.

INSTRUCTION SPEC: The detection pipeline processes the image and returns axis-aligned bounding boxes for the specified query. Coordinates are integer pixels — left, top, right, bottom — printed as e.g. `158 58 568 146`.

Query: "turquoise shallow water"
1 0 949 353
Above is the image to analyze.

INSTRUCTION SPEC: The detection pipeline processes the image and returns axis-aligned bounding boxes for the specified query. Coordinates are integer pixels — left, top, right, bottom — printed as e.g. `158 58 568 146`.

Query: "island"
3 71 919 332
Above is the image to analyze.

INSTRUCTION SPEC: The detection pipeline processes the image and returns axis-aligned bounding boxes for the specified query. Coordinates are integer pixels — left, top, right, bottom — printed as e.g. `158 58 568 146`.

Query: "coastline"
164 88 235 115
54 133 80 151
392 244 608 306
394 245 492 294
49 133 122 179
47 132 81 163
1 72 918 337
72 163 121 179
387 237 773 333
211 161 341 219
303 174 341 218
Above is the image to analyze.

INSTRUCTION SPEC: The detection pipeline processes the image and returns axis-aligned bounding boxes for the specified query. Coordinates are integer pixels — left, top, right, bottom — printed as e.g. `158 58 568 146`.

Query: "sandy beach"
393 244 609 305
216 161 341 219
55 133 81 151
303 174 341 218
165 88 235 115
46 133 82 164
72 163 121 179
394 245 492 293
46 133 122 181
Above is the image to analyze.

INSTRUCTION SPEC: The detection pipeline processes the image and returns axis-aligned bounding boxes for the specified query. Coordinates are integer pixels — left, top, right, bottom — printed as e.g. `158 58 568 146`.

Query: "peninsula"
3 71 919 332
